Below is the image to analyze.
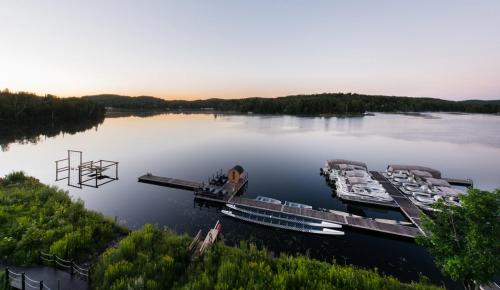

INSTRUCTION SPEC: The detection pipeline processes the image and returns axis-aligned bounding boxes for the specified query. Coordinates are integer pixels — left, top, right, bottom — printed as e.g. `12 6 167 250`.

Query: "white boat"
256 196 282 205
226 204 341 228
284 201 313 209
221 209 344 236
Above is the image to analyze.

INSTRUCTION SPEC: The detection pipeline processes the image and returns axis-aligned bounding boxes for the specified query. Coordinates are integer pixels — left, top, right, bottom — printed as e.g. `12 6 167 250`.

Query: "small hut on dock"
228 165 247 184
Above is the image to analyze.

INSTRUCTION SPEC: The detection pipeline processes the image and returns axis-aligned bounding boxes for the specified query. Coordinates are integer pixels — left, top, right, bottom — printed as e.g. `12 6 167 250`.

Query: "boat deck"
230 197 422 238
370 171 425 234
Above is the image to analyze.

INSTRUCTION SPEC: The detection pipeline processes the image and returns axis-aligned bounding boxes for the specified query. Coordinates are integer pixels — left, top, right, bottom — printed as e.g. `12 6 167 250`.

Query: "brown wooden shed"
228 165 246 184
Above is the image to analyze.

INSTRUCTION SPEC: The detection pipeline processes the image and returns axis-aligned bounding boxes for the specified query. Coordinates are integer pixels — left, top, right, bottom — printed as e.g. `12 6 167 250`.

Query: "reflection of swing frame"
55 150 119 188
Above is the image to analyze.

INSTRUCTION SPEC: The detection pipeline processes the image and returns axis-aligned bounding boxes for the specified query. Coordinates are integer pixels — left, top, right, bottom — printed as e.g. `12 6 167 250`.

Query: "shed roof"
230 165 245 174
387 165 441 179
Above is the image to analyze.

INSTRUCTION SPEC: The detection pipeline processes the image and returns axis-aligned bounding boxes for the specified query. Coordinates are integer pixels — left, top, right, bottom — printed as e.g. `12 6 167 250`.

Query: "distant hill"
82 93 500 115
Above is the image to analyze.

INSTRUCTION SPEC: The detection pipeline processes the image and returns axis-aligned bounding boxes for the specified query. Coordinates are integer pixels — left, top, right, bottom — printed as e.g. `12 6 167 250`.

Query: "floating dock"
370 171 425 234
230 197 421 238
138 174 203 190
442 177 473 187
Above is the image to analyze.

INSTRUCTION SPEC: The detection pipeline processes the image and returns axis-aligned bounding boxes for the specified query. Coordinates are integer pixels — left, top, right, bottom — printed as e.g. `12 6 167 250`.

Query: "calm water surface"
2 112 499 287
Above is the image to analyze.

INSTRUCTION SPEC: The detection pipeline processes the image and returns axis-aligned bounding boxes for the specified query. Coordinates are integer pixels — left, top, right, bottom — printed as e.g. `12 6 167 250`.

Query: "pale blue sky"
1 0 499 100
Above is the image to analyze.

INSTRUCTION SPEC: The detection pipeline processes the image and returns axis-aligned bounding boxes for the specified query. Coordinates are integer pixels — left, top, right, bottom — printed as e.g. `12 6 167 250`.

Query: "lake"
1 112 499 287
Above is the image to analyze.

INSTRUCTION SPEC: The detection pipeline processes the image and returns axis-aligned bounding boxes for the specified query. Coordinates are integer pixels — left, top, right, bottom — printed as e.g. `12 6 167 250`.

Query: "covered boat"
226 204 340 228
221 209 344 236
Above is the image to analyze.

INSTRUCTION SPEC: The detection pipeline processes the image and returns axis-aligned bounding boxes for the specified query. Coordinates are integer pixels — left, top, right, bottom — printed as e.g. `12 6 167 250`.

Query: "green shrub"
0 271 6 290
0 172 127 265
2 171 28 185
92 224 191 290
92 225 442 290
179 241 442 290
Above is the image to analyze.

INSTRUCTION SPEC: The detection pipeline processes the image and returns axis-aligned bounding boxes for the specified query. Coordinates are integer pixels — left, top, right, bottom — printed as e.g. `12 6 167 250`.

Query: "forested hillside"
83 93 500 115
0 90 105 123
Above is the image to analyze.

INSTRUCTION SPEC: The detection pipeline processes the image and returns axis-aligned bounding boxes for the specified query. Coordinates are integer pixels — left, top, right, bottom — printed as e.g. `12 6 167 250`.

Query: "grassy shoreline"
0 172 128 266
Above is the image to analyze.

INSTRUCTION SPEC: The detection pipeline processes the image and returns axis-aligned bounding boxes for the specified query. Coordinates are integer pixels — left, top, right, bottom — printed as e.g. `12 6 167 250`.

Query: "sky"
0 1 499 100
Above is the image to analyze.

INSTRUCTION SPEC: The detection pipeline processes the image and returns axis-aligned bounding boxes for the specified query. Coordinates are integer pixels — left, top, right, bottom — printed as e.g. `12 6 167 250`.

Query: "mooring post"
21 272 25 290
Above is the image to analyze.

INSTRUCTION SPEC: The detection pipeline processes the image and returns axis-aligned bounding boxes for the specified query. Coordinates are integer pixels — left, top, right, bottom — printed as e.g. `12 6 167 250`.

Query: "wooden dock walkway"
370 171 426 235
230 197 422 238
138 174 203 190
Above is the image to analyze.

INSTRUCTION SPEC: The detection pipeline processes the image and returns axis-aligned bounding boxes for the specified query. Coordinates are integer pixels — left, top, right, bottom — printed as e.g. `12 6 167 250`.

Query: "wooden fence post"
39 280 44 290
4 268 8 288
21 272 25 290
88 266 91 287
70 260 74 277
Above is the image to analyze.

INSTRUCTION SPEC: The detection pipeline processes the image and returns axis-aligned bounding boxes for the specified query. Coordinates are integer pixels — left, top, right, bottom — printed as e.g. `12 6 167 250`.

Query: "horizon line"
2 88 499 102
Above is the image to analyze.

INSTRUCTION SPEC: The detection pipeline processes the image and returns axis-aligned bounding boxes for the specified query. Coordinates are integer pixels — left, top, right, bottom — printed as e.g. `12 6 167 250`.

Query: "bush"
179 242 442 290
92 224 191 290
92 226 442 290
0 172 127 265
2 171 28 186
0 271 6 290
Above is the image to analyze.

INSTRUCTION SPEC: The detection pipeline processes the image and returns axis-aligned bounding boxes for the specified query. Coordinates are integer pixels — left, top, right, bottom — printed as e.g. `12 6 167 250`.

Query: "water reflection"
0 116 104 152
1 112 499 289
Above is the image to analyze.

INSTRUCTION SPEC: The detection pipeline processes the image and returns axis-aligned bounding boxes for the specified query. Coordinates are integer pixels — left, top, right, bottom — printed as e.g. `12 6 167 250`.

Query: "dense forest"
0 89 105 123
83 93 500 115
92 224 441 290
0 90 105 151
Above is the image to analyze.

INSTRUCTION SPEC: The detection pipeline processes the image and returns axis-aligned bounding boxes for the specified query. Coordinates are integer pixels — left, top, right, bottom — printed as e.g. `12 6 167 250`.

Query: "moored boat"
226 204 341 228
221 209 344 236
256 196 282 205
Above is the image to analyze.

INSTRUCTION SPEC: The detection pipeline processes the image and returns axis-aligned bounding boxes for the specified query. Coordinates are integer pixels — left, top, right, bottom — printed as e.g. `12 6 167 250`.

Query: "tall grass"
92 225 443 290
0 172 128 265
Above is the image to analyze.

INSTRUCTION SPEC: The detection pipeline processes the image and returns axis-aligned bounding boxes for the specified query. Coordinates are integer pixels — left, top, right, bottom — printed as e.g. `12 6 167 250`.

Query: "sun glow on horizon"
1 1 500 101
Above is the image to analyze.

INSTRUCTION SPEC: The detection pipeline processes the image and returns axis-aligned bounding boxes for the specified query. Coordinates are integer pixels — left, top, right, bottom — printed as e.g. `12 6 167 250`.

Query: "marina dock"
370 171 425 234
138 168 423 238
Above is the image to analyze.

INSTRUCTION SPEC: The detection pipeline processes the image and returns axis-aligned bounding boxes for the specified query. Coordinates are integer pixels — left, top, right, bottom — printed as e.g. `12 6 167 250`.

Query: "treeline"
83 93 500 115
91 224 442 290
0 89 105 123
